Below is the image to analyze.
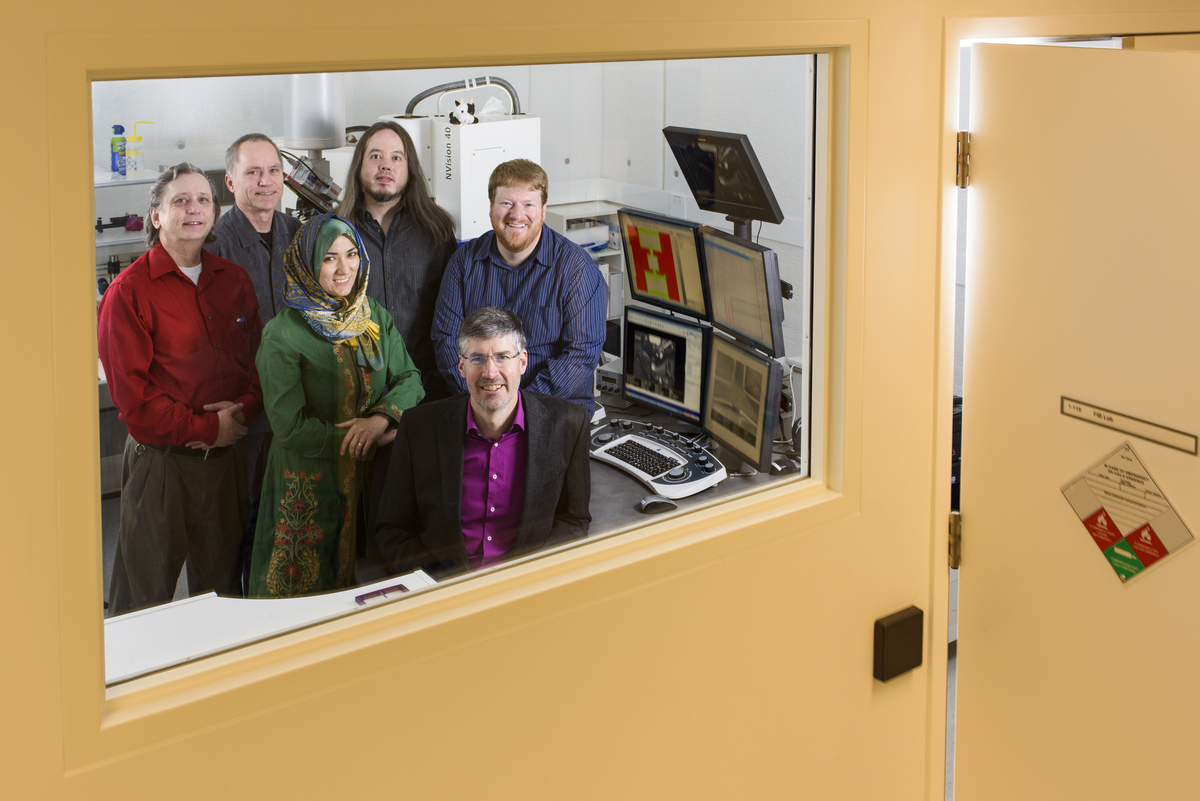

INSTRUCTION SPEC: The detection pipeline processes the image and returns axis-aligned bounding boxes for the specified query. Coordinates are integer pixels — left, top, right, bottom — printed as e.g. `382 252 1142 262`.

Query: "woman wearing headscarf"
247 213 424 598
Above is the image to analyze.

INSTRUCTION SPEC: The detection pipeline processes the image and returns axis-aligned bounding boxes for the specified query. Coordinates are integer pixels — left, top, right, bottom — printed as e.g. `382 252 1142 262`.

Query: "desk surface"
587 401 785 531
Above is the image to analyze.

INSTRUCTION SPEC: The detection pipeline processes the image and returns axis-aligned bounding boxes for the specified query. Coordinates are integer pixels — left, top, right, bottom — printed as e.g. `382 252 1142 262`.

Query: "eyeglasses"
462 352 518 367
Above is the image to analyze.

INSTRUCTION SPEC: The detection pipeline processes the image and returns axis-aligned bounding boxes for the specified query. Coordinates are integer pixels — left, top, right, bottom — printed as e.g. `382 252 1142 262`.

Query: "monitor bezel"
701 225 787 359
701 332 783 471
662 126 785 225
618 207 712 321
622 305 711 424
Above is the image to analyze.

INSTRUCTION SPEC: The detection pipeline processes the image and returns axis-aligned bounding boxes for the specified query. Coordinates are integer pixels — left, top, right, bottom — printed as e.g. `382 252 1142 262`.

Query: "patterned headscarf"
283 213 384 370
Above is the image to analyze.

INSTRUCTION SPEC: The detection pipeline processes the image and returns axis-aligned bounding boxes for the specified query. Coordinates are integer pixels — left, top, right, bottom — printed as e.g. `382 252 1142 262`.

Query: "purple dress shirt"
461 393 528 570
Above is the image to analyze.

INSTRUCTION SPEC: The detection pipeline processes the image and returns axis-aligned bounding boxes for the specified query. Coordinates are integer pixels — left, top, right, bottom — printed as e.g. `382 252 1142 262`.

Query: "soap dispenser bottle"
125 121 155 176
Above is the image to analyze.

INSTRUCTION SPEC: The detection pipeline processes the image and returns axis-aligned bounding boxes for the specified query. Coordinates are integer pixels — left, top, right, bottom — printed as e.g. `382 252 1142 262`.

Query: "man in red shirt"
98 163 264 616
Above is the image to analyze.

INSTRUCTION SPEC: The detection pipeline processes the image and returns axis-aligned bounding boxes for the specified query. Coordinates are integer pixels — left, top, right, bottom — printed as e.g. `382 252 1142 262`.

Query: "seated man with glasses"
375 306 591 579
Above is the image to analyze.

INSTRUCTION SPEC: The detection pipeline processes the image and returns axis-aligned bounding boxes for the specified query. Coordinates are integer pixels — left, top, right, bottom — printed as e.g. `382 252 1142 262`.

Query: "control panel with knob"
588 418 727 499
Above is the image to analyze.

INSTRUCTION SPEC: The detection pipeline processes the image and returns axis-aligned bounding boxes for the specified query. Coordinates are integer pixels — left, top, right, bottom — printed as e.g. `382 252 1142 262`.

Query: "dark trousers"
239 427 272 595
107 436 248 617
358 440 394 584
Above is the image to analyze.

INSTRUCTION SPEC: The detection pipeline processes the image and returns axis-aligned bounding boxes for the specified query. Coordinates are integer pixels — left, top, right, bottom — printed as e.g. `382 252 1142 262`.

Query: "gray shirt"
206 205 302 325
355 204 458 401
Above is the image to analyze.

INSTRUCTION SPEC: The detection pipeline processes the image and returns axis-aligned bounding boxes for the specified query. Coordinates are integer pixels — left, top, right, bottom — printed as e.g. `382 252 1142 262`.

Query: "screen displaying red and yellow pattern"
619 209 707 318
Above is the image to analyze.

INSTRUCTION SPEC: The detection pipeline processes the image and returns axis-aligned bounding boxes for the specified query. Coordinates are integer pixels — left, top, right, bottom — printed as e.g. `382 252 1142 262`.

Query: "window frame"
51 22 867 769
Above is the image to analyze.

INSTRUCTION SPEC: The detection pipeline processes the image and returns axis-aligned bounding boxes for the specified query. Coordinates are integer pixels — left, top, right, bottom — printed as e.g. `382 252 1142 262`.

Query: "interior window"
94 55 820 685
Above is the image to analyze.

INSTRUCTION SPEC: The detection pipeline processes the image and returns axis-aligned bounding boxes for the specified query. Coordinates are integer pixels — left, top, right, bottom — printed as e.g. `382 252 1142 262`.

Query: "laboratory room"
91 59 818 683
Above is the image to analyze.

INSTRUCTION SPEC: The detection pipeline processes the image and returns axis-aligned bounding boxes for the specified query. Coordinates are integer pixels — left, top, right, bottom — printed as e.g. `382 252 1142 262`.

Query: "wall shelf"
96 229 147 249
94 169 160 188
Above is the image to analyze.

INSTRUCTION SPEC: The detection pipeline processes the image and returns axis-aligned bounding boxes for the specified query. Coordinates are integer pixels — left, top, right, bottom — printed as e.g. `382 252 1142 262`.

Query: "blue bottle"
111 125 126 175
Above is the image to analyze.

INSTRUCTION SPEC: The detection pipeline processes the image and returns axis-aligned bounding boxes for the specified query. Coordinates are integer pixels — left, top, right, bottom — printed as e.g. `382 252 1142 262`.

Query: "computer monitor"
663 127 785 238
623 306 709 424
618 208 709 319
702 226 786 358
702 334 783 471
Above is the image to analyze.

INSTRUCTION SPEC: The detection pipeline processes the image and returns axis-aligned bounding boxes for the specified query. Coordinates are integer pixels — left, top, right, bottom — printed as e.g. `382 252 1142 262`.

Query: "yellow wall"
5 2 1198 799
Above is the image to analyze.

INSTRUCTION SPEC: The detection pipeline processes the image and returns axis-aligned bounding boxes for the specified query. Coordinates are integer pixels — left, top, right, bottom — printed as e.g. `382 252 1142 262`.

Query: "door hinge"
949 511 962 569
955 132 971 189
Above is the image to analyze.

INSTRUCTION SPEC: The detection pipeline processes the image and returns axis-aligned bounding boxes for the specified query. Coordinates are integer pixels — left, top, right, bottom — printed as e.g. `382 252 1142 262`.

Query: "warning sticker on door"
1061 442 1193 583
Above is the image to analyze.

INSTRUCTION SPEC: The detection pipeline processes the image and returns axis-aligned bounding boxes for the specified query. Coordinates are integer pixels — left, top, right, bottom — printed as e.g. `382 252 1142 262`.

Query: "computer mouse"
770 456 800 475
637 494 678 514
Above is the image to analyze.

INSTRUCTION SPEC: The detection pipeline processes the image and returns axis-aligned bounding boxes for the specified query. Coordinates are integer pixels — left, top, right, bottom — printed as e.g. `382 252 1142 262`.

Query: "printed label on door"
1061 442 1193 583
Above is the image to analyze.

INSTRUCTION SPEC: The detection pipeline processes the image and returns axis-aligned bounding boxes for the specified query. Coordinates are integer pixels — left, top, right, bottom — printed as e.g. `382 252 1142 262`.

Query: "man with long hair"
337 121 458 401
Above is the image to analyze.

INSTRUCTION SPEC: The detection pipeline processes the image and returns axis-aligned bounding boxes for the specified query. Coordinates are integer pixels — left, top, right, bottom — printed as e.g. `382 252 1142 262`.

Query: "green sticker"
1103 540 1145 582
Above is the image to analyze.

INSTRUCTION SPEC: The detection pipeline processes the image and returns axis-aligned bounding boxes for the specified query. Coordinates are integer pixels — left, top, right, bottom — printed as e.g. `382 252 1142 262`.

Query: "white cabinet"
545 201 627 323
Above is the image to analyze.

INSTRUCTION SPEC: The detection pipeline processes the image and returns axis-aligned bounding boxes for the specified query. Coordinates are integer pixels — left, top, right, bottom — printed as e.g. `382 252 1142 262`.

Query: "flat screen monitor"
663 126 784 226
623 306 709 424
619 208 709 319
702 334 783 471
702 226 786 358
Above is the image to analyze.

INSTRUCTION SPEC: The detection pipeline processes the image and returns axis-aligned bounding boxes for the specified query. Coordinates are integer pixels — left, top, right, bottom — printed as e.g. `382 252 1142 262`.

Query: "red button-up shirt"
98 244 263 447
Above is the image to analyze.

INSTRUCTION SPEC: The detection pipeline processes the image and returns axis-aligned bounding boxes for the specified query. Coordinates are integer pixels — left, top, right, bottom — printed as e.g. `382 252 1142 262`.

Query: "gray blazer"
375 391 591 578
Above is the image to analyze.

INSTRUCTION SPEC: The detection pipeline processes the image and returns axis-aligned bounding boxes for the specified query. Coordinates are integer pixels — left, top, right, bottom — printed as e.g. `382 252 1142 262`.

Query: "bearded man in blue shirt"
431 159 607 413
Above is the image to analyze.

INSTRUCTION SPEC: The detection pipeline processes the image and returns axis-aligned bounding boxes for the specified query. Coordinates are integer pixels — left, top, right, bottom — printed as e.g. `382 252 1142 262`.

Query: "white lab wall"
600 61 667 188
529 63 604 185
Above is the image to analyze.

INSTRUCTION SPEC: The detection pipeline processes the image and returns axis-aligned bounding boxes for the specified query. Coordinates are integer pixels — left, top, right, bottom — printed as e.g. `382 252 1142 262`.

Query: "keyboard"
589 418 727 499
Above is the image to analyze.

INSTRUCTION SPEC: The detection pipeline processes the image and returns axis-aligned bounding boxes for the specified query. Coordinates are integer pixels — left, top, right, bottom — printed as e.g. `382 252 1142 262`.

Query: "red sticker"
1083 507 1123 550
1125 524 1168 567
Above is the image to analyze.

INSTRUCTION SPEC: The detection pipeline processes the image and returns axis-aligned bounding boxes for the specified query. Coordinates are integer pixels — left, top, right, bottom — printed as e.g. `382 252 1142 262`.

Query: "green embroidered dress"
247 298 424 597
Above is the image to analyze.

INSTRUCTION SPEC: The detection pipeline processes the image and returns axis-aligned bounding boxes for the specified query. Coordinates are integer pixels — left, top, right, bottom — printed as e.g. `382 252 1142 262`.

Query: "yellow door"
958 42 1200 800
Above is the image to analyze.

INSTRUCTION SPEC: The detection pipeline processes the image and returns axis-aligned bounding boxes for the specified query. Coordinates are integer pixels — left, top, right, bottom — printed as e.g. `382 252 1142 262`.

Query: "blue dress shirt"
432 225 607 412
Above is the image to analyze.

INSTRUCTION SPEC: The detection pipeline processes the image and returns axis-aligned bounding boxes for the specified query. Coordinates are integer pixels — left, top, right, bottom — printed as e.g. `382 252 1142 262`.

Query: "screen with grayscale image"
702 334 782 469
623 306 706 422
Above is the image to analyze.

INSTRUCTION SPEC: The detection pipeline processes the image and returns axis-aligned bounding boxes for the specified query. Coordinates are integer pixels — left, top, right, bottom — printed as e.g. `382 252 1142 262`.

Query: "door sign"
1061 397 1198 455
1061 443 1194 583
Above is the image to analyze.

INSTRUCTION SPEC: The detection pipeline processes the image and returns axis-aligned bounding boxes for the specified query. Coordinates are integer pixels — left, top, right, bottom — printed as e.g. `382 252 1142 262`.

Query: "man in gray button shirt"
206 133 302 592
337 121 458 402
207 133 302 324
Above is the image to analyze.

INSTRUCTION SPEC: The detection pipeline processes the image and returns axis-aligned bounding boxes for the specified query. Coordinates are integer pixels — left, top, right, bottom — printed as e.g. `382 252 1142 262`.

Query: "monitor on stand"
663 126 784 242
701 333 783 472
622 306 709 427
618 208 710 320
702 226 786 359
